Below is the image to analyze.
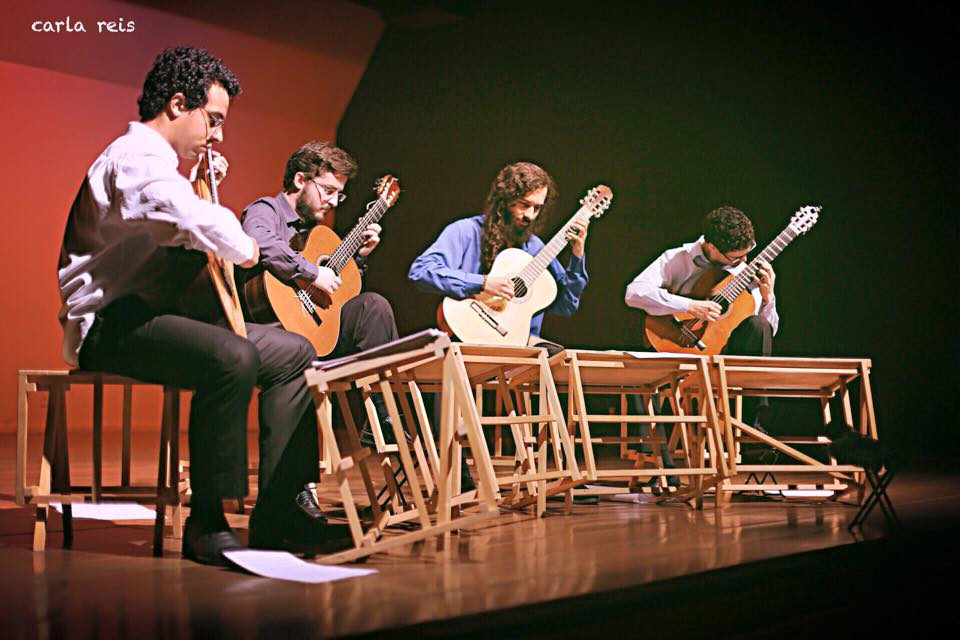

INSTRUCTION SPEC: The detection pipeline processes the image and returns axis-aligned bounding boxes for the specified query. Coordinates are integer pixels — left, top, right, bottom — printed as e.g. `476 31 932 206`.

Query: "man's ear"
167 92 188 119
292 171 306 190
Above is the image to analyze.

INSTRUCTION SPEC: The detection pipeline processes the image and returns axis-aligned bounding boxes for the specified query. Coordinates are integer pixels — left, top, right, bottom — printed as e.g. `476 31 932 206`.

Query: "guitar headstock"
788 205 820 235
578 184 613 219
375 175 401 207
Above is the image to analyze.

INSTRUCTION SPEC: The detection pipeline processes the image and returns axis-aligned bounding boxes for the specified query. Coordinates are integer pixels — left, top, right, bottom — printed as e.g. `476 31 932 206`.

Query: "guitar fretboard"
327 194 391 274
715 226 798 304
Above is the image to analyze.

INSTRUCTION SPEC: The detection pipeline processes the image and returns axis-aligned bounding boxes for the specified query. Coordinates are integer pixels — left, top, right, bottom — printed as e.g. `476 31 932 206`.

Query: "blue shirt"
408 215 588 337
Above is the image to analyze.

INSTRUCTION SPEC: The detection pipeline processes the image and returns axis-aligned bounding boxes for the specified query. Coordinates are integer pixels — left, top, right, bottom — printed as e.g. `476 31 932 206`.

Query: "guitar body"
644 268 755 355
440 247 558 346
244 225 361 356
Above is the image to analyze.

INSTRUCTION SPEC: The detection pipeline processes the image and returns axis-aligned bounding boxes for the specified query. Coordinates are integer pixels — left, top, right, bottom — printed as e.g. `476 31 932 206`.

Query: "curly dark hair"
480 162 557 272
703 206 755 253
137 47 241 121
283 141 358 190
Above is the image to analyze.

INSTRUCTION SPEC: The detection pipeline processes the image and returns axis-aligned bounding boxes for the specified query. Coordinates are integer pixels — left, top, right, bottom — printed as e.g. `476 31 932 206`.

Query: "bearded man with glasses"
238 142 400 496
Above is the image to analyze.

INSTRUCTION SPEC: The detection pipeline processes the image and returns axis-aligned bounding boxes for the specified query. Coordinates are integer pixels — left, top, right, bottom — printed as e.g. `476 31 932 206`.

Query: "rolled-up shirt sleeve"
759 294 780 335
544 254 588 316
624 249 692 315
408 222 485 298
241 202 319 284
113 155 255 265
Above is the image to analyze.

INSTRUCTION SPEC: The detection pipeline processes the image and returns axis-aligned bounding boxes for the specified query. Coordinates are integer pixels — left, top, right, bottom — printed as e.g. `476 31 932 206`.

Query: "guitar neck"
717 226 798 303
517 212 587 283
326 198 390 274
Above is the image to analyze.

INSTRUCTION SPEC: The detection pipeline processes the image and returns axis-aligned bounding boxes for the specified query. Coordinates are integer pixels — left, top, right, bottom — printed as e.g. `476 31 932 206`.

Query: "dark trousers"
326 292 399 359
78 296 317 508
322 292 399 424
724 315 774 420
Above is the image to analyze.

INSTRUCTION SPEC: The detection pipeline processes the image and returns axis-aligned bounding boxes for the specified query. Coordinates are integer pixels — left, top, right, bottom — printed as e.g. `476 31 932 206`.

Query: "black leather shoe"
249 497 350 555
295 486 327 523
182 516 244 566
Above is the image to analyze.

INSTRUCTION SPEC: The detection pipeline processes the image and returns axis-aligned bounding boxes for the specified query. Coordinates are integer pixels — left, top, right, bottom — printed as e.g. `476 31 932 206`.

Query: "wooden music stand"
700 355 877 499
303 330 499 564
536 350 728 508
355 342 583 517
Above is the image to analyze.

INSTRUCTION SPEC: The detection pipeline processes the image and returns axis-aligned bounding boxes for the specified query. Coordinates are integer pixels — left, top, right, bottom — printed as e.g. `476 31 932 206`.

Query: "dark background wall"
337 1 957 458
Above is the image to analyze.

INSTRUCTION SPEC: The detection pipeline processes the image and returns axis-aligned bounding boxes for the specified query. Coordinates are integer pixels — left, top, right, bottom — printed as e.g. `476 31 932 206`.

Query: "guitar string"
676 226 798 347
327 182 395 273
516 193 610 286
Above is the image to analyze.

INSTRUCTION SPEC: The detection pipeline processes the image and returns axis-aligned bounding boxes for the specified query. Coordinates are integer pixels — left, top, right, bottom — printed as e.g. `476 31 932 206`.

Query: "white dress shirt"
624 236 779 334
57 122 256 366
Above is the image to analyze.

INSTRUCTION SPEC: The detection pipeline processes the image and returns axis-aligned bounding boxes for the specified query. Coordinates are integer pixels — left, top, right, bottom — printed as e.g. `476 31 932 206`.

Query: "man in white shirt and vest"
624 206 778 472
57 47 330 564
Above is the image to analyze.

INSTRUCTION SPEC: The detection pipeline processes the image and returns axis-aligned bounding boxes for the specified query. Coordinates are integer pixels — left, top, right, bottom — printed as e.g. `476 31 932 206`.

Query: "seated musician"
625 205 778 430
57 47 331 563
238 141 399 444
408 161 590 355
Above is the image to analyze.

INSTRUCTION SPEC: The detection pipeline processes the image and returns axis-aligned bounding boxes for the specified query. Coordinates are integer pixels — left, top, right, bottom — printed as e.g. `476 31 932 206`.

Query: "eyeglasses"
311 178 347 205
720 241 756 265
198 107 225 131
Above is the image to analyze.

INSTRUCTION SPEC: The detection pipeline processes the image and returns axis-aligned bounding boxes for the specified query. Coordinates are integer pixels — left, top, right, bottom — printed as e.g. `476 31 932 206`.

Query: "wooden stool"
16 370 183 555
304 330 499 564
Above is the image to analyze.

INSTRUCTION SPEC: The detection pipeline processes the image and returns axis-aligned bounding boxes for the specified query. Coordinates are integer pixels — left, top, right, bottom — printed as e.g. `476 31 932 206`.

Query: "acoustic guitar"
644 205 820 354
178 148 247 337
438 185 613 346
244 175 401 355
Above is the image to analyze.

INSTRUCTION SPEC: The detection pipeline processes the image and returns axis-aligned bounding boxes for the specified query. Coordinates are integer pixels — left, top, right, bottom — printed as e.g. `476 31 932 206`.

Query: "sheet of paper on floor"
223 549 377 584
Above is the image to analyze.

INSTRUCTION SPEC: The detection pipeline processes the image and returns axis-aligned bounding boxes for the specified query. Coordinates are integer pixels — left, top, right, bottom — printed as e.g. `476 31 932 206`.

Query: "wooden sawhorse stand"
705 356 876 499
304 331 499 564
541 351 728 508
359 342 583 517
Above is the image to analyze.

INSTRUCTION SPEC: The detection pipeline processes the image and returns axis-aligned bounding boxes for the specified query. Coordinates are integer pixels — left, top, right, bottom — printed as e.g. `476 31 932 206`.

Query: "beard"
295 191 333 228
501 217 535 246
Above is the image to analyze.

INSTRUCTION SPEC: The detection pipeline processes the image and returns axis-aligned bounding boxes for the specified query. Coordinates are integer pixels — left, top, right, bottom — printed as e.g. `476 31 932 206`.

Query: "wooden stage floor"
2 432 959 638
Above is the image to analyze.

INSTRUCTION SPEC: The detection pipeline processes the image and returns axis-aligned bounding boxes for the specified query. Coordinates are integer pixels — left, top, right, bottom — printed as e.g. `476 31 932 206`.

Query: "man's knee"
273 329 316 370
742 315 773 337
356 292 394 320
216 337 260 387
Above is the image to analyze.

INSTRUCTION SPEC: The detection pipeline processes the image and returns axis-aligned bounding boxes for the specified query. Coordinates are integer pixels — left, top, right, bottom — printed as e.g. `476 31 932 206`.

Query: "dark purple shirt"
240 192 319 285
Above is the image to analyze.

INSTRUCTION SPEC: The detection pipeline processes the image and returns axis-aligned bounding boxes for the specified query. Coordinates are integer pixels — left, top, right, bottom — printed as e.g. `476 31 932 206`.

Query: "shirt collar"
690 235 746 273
275 192 313 230
689 236 712 268
125 121 178 167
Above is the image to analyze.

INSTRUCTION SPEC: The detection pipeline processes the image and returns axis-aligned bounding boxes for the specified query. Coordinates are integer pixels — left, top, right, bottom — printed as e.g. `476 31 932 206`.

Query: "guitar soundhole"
512 277 528 298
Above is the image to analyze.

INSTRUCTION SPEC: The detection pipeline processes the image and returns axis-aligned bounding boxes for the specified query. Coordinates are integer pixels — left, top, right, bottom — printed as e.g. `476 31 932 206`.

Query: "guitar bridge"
296 289 323 326
470 301 508 337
